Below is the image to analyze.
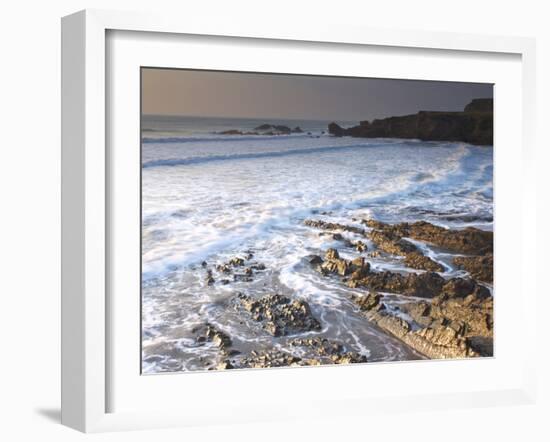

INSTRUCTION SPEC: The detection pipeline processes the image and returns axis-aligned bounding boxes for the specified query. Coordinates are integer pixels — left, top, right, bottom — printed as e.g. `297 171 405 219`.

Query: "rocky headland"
328 98 493 145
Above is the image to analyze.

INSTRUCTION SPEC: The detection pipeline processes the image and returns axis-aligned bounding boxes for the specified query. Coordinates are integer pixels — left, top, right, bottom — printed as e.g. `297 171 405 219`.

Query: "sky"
142 68 493 122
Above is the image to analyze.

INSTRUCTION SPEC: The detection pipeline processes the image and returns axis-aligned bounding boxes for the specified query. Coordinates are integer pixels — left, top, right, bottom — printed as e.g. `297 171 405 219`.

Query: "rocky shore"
185 291 366 370
304 217 494 359
328 98 493 145
180 215 493 371
185 251 371 370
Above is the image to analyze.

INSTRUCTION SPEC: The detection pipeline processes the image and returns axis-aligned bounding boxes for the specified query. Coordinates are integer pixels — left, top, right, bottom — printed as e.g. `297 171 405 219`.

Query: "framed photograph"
61 9 537 432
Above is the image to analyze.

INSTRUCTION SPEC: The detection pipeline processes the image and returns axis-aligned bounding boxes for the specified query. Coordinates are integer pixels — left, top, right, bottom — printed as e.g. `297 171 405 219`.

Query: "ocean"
141 115 494 373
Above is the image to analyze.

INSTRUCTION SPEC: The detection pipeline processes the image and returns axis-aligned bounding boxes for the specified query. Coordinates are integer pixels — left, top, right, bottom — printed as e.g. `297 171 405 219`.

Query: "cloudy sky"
142 68 493 122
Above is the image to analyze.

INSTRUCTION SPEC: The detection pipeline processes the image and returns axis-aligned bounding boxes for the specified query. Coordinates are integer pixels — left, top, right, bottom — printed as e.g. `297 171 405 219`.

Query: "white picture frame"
61 9 537 433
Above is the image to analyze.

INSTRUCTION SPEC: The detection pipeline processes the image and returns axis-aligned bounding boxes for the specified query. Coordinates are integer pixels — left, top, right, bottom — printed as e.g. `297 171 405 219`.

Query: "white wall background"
0 0 547 440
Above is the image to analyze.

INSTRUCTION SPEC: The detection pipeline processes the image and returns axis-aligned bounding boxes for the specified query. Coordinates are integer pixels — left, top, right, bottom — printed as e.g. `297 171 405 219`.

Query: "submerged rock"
251 263 266 271
233 273 253 282
304 219 366 235
306 254 323 265
236 293 321 336
254 123 292 134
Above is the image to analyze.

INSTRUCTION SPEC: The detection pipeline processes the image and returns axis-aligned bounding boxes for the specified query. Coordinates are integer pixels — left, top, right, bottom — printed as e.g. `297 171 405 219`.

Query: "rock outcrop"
404 252 445 272
352 292 483 359
318 248 371 279
308 216 494 359
236 293 321 337
328 98 493 145
366 228 444 272
209 214 493 370
206 253 266 285
218 337 367 369
192 323 233 352
219 124 304 136
307 217 491 272
289 337 368 364
351 270 446 297
363 219 493 255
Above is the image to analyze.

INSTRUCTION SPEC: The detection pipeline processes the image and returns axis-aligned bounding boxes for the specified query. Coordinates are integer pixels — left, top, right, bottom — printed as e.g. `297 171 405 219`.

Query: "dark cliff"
328 98 493 145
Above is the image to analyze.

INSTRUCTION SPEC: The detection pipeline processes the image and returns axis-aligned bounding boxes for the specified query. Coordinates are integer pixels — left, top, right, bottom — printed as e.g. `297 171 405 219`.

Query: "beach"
141 115 493 373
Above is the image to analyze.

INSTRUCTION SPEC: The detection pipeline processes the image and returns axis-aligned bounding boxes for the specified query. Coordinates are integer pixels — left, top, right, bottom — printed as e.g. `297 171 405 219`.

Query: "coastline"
143 214 493 372
328 98 493 145
141 115 494 373
184 97 494 145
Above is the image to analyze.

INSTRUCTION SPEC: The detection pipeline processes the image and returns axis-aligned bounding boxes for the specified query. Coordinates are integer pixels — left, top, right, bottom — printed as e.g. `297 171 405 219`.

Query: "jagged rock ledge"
352 287 492 359
328 98 493 145
362 219 493 256
235 293 321 337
